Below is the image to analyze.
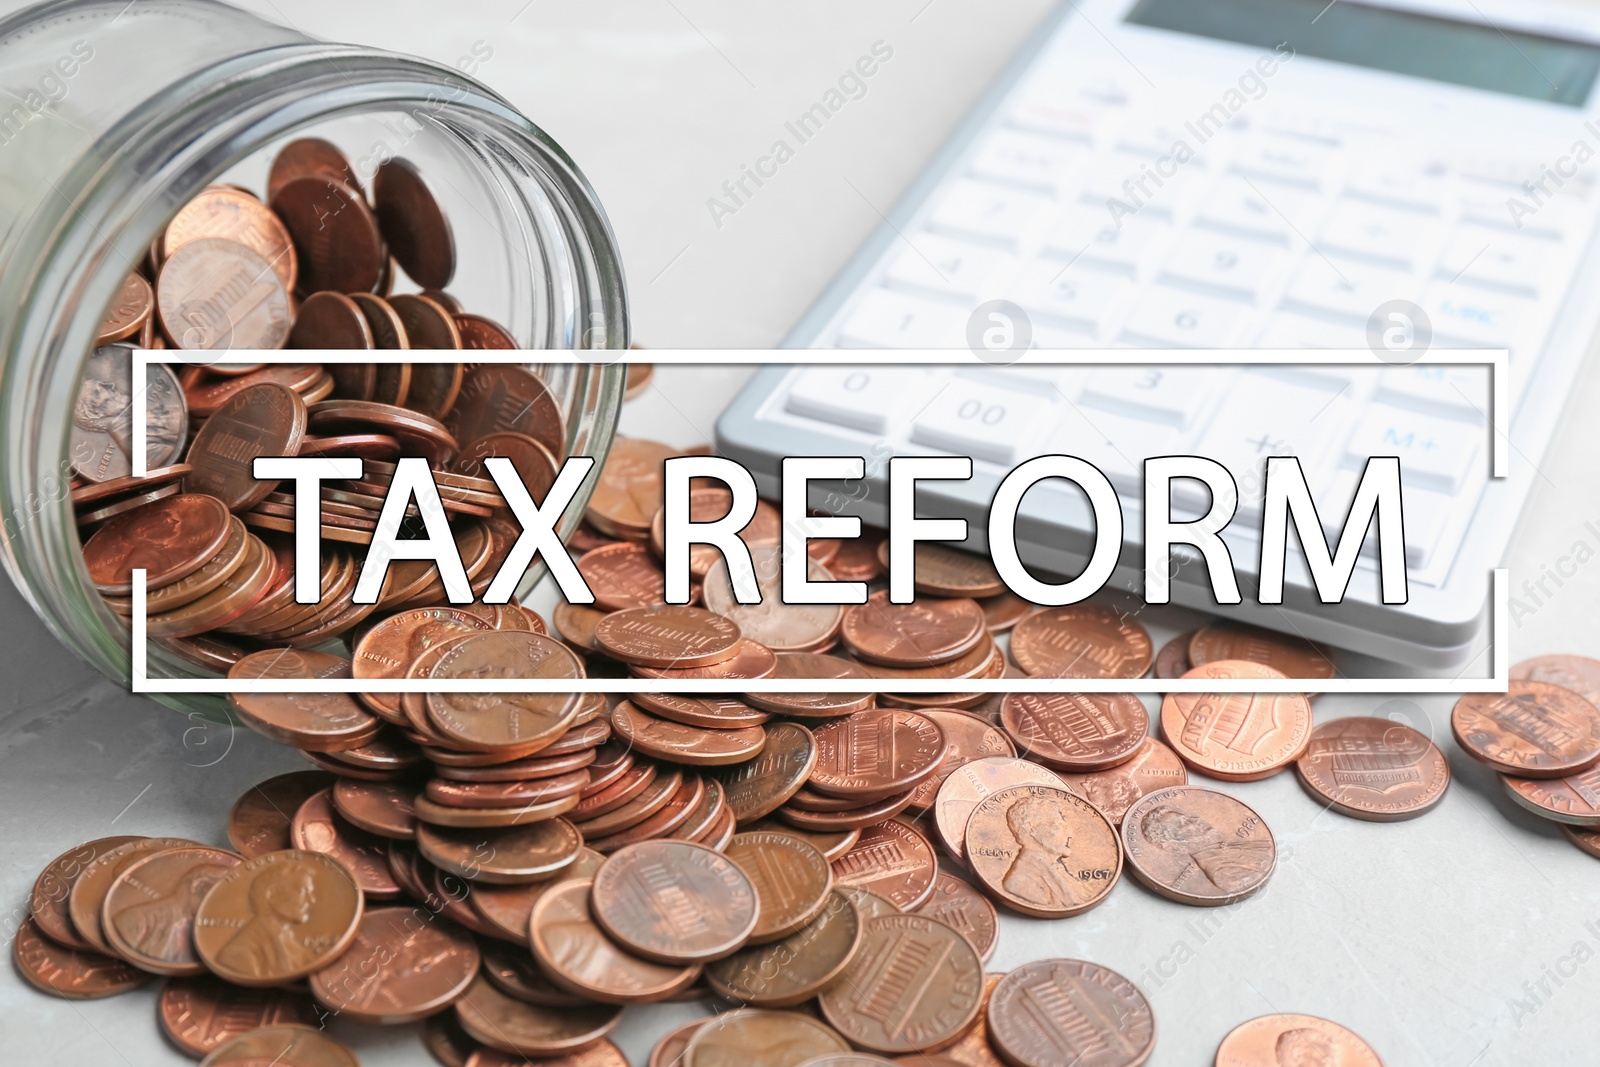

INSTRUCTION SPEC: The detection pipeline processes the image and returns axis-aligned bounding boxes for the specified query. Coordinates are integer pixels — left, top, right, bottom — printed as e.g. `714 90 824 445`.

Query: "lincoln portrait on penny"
1001 793 1090 910
214 862 318 977
1139 804 1273 893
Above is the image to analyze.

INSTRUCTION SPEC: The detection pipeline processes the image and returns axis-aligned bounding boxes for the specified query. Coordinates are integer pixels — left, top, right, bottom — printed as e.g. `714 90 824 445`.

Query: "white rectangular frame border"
129 347 1509 696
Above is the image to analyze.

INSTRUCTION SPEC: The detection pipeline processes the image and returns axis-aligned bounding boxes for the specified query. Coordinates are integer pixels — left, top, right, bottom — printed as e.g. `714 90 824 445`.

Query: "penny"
425 1012 479 1067
13 917 151 999
1056 738 1189 827
68 837 197 954
611 700 769 766
907 710 1016 813
449 364 568 465
841 591 987 668
309 905 480 1024
481 937 587 1006
375 158 457 289
455 313 520 351
651 488 780 579
1000 692 1149 772
746 652 877 717
145 533 278 638
469 848 606 941
288 291 374 349
578 542 678 611
835 884 900 923
157 238 292 349
634 637 778 682
268 138 361 201
819 912 984 1053
554 600 608 651
158 976 323 1056
725 830 834 943
97 272 154 344
585 775 707 853
1009 604 1153 678
197 1026 358 1067
914 872 999 962
987 960 1155 1067
351 293 412 357
103 515 249 614
332 778 420 839
528 879 701 1004
1511 653 1600 708
671 777 728 842
703 890 862 1008
186 382 309 510
163 185 299 294
809 707 947 800
228 771 336 858
585 437 676 538
1562 823 1600 859
571 763 661 824
1154 631 1197 679
28 836 143 951
227 649 375 751
413 792 581 830
1295 716 1451 821
590 840 759 963
703 544 843 653
746 819 861 862
71 464 190 509
684 1009 850 1067
455 430 557 498
78 483 184 530
651 1019 710 1067
102 845 243 975
1189 619 1335 679
909 971 1004 1067
978 590 1031 634
417 819 583 884
888 540 1007 598
1161 661 1313 781
353 606 494 720
1502 763 1600 827
933 756 1067 863
830 819 938 910
1123 785 1275 906
434 747 598 783
469 1043 628 1067
1213 1013 1382 1067
595 605 743 667
965 784 1121 918
184 363 323 416
192 849 363 986
83 492 232 594
270 176 384 294
778 788 918 832
425 769 591 809
72 347 187 481
427 631 583 750
291 789 403 899
457 967 624 1055
634 692 770 729
1452 682 1600 778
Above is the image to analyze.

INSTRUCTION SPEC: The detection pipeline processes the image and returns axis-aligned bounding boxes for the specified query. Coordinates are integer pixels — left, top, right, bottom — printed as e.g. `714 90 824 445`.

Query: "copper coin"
584 437 676 538
425 769 590 809
584 775 707 853
683 1009 849 1067
78 482 183 529
13 917 150 1000
1296 716 1451 821
1009 604 1154 678
185 382 309 510
725 830 834 943
102 845 243 975
1122 784 1275 906
291 789 402 899
455 969 623 1054
227 649 375 750
68 837 197 954
809 708 947 800
270 176 384 294
228 772 336 858
469 848 605 942
714 721 819 822
193 849 363 986
455 430 556 498
841 591 987 668
1189 619 1335 679
73 346 188 481
391 292 466 355
158 976 323 1056
703 889 862 1008
1213 1014 1381 1066
702 544 843 653
778 788 919 832
906 709 1016 813
353 606 495 719
888 540 1007 598
987 960 1155 1067
914 871 999 962
332 778 420 840
1503 763 1600 827
157 238 291 349
83 492 232 594
104 514 248 614
29 836 143 952
1153 631 1197 679
97 272 154 344
590 840 759 963
572 763 660 823
449 364 567 465
1161 661 1313 781
434 747 599 783
649 487 780 580
309 905 479 1024
413 792 581 830
528 879 701 1004
455 313 519 350
426 632 584 750
350 292 412 356
197 1026 358 1067
595 605 743 667
834 884 900 926
979 590 1031 634
577 542 676 611
145 534 277 639
634 692 770 729
612 700 768 766
554 600 607 651
936 757 1067 864
633 637 778 682
1563 823 1600 859
965 784 1120 918
1056 738 1188 827
830 819 937 910
651 1019 710 1067
818 912 984 1053
163 184 298 294
375 157 457 289
908 972 1004 1067
1001 692 1149 772
184 363 323 417
480 935 586 1006
1510 653 1600 707
425 1012 480 1067
1452 682 1600 778
299 433 398 459
468 1042 628 1067
672 776 729 842
71 463 190 508
416 819 583 885
745 819 861 863
746 652 877 718
268 138 360 202
288 291 374 349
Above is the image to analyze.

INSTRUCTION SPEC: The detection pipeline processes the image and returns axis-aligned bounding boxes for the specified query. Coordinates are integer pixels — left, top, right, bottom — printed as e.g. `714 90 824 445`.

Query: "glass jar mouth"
0 42 627 710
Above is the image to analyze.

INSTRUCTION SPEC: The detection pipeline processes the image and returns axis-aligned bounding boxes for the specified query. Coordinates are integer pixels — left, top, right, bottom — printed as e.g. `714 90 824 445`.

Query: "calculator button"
1043 204 1172 277
1230 134 1338 191
1159 231 1285 303
1282 254 1418 321
1008 259 1133 338
969 129 1084 195
1318 201 1442 270
784 365 942 434
1253 312 1367 349
1374 366 1489 422
884 234 1012 303
1190 375 1352 513
1341 406 1482 493
1435 226 1558 297
1343 159 1452 214
927 179 1054 249
836 289 968 349
1075 154 1210 219
1421 284 1536 348
910 379 1054 464
1078 366 1226 429
1317 469 1450 568
1119 286 1253 347
1195 176 1316 244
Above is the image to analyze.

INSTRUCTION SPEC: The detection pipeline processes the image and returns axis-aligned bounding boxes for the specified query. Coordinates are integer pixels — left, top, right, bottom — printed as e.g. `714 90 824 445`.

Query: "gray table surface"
4 1 1600 1064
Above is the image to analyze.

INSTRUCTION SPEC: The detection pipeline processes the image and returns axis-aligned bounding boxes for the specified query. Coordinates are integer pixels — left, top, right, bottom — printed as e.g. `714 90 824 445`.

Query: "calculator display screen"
1126 0 1600 107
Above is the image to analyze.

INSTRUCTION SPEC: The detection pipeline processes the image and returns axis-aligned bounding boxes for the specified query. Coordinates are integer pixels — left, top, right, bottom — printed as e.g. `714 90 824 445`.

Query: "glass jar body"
0 0 628 714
